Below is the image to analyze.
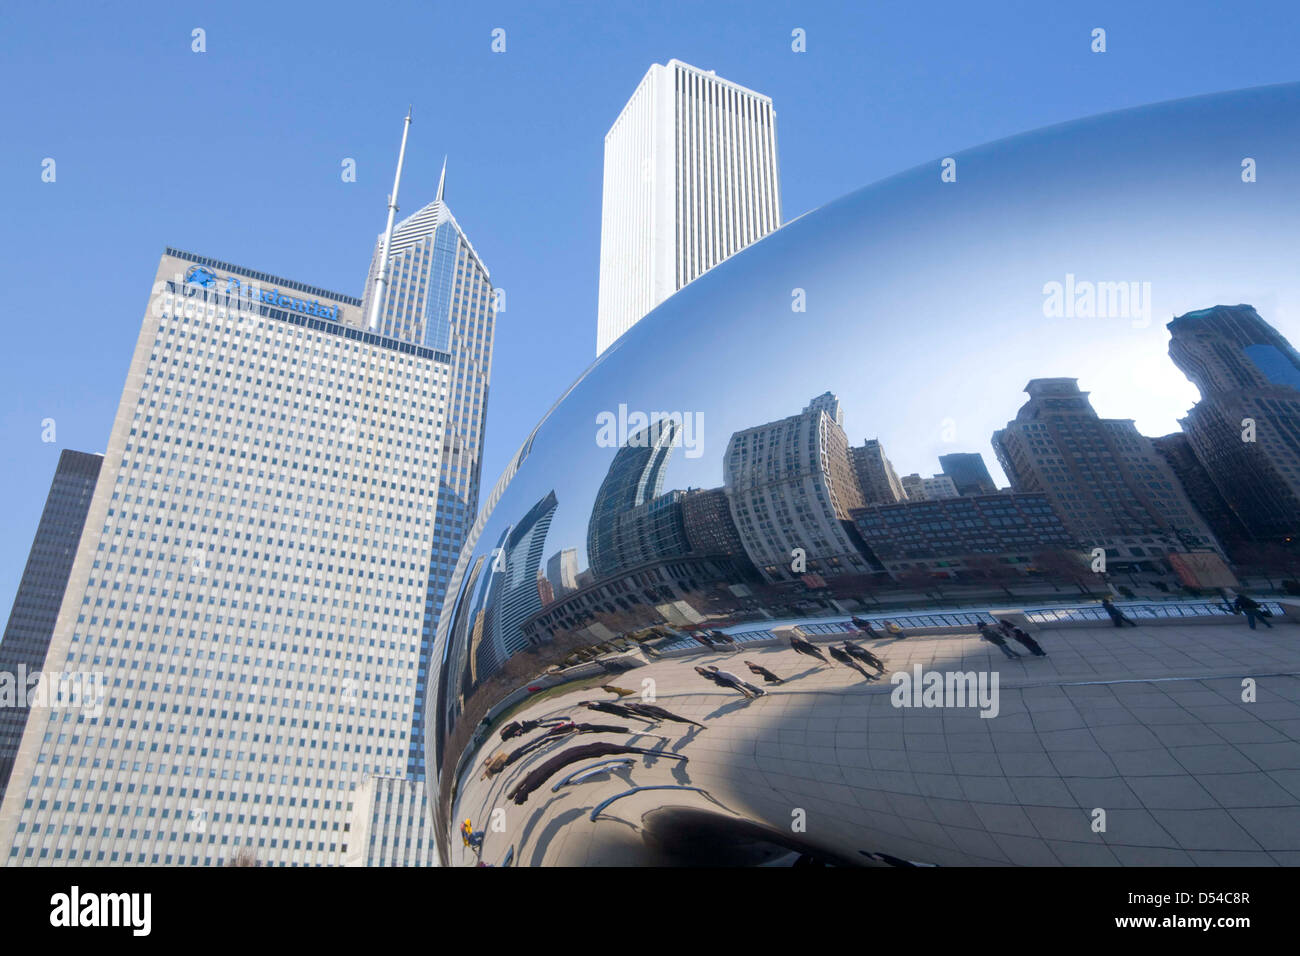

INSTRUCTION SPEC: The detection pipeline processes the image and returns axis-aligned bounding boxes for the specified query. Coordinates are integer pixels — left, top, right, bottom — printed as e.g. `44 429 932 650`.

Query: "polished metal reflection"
428 84 1300 866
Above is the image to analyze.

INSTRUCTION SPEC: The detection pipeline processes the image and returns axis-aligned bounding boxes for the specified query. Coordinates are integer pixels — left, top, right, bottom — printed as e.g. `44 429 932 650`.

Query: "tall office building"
545 549 580 599
587 419 680 578
607 490 690 572
344 775 438 867
1151 433 1253 558
938 452 998 496
487 490 558 671
680 487 750 564
0 450 102 806
850 439 906 505
0 250 448 866
724 393 871 583
596 59 782 354
901 473 960 501
360 172 496 782
992 378 1223 568
1167 305 1300 543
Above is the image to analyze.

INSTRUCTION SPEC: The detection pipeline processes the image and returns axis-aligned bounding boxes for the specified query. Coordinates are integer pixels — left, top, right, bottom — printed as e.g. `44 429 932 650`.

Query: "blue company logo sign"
183 264 341 321
184 265 218 288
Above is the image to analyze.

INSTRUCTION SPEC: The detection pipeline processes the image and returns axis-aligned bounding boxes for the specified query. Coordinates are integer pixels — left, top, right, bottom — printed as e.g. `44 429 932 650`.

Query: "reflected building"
851 492 1076 578
587 419 680 578
850 439 906 504
425 83 1300 870
901 473 960 501
485 491 559 670
546 548 580 598
680 487 754 571
609 490 690 571
992 379 1223 568
1151 432 1253 559
939 452 998 496
1168 305 1300 543
519 554 752 647
725 392 871 582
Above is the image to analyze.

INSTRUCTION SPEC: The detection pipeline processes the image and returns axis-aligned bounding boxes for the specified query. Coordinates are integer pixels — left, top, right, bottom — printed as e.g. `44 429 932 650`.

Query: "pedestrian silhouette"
619 700 706 728
977 621 1022 660
696 664 764 698
789 633 828 663
506 743 675 805
743 659 785 684
850 616 883 639
1100 598 1138 628
998 619 1047 657
828 644 877 681
1234 594 1274 630
581 700 657 724
709 629 741 651
499 717 568 741
690 631 716 649
840 640 886 674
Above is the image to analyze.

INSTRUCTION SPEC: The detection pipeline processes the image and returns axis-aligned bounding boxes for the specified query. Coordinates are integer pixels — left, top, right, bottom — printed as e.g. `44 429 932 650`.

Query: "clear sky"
1 0 1298 608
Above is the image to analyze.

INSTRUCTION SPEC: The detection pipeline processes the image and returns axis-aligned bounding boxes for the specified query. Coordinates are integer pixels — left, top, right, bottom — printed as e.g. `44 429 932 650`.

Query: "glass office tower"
0 450 102 807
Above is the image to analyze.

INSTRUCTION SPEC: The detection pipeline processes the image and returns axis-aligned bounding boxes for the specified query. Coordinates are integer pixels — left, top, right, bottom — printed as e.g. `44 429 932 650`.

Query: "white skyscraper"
0 250 448 866
596 59 782 354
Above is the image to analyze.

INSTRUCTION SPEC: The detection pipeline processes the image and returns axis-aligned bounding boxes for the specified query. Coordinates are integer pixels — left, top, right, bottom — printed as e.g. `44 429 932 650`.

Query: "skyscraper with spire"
359 136 496 785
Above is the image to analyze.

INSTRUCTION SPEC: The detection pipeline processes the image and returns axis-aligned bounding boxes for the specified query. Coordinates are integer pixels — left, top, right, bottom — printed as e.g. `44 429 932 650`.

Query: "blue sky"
1 0 1298 606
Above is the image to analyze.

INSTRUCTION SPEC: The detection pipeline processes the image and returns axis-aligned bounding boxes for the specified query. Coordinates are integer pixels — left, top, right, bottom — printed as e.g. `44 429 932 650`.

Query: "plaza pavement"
451 617 1300 866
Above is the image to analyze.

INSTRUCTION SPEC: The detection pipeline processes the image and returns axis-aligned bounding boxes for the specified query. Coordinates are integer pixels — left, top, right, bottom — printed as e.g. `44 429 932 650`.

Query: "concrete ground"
451 617 1300 866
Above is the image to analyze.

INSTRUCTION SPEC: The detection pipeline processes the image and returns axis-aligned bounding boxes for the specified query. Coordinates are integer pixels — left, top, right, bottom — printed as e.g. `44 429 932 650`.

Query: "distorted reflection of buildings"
587 419 680 577
520 554 756 646
938 452 999 496
447 306 1299 693
724 392 873 583
1168 304 1300 544
851 492 1076 578
545 548 580 599
607 489 691 570
1151 432 1254 560
992 378 1224 571
461 492 559 683
900 472 960 501
490 492 559 666
680 487 756 575
850 438 907 504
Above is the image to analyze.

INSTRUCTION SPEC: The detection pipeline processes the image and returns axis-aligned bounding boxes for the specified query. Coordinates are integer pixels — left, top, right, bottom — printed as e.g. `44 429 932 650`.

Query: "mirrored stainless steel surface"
428 84 1300 866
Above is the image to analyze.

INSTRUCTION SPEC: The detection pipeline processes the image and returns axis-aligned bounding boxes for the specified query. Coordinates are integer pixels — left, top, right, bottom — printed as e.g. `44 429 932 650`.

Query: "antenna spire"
368 108 413 332
436 155 447 204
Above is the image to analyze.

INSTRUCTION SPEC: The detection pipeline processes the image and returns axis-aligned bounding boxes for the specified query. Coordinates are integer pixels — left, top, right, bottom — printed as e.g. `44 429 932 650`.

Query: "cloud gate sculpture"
427 83 1300 866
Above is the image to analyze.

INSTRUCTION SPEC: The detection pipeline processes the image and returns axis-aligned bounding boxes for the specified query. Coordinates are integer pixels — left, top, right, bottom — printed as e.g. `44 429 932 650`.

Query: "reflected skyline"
428 83 1300 866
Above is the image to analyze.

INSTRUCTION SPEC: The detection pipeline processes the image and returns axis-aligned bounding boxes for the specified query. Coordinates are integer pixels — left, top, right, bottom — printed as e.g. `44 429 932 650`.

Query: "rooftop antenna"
368 107 412 332
436 155 447 204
